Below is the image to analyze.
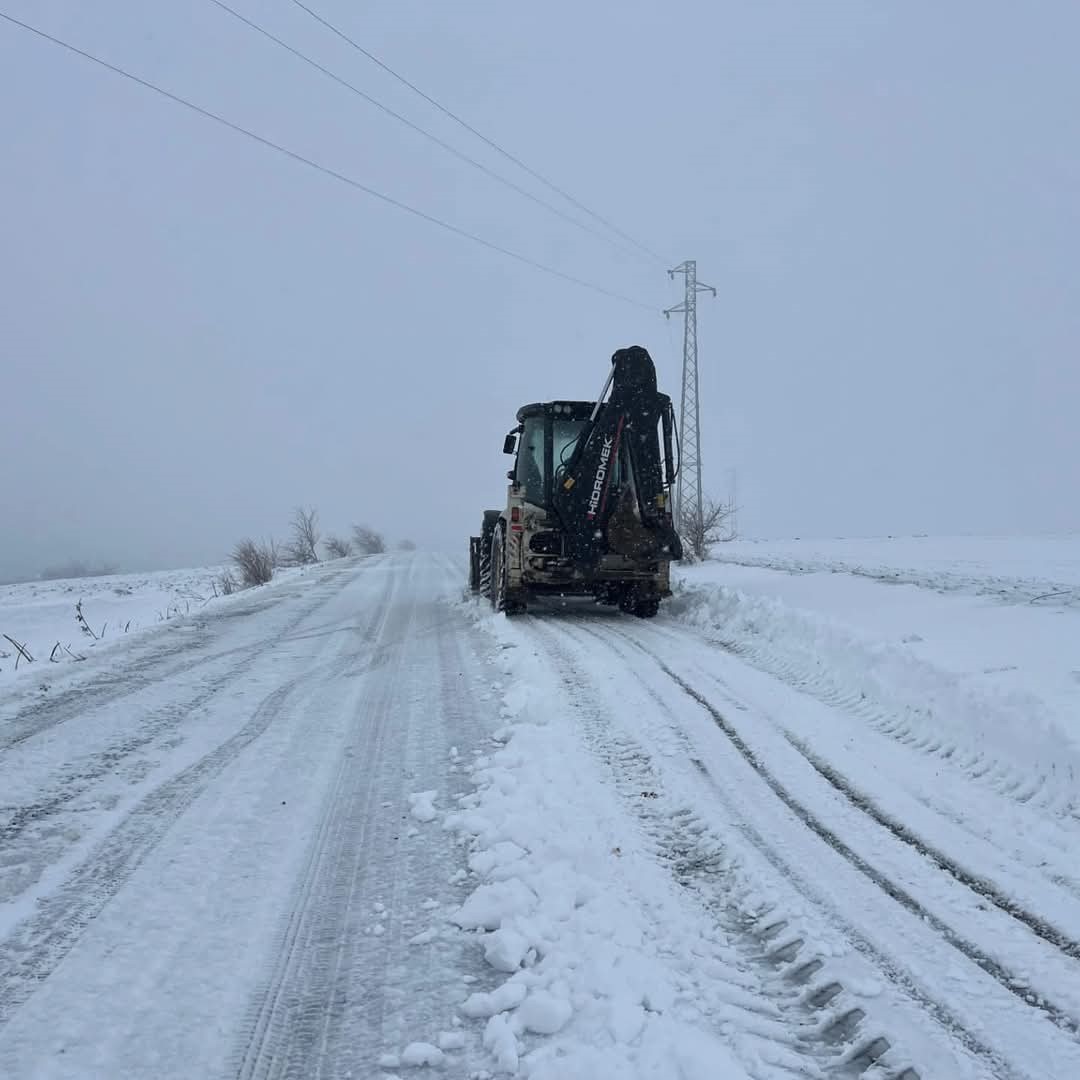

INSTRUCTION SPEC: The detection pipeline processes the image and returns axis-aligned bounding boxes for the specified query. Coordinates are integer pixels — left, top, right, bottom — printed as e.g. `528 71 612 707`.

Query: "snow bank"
669 562 1080 812
443 611 755 1079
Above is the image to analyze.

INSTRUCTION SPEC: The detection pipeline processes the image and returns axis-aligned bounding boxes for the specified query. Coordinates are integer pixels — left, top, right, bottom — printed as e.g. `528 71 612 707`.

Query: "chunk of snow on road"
468 841 527 877
461 981 527 1019
400 1041 444 1067
408 790 439 822
483 927 529 972
516 990 572 1034
482 1014 519 1073
452 879 536 931
377 1052 401 1068
436 1030 466 1050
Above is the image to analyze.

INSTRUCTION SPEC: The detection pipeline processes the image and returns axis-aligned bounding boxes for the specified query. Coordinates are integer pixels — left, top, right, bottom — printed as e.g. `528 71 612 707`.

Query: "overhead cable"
0 10 657 312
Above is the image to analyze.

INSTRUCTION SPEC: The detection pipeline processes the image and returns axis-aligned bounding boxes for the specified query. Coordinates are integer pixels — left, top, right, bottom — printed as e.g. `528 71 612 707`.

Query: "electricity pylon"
663 260 715 547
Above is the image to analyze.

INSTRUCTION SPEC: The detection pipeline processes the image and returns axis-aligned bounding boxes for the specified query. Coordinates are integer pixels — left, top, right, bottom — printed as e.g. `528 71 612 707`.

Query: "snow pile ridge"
668 577 1080 813
445 612 753 1079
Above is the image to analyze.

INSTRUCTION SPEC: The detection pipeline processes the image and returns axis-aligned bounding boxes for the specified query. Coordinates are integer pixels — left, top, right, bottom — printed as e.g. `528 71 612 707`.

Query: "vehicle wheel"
490 524 526 615
479 536 492 596
633 598 660 619
489 524 505 611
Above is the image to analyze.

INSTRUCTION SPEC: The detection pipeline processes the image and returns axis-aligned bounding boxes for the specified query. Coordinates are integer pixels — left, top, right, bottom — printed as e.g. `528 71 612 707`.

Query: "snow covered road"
2 550 1079 1078
504 606 1080 1079
1 556 499 1078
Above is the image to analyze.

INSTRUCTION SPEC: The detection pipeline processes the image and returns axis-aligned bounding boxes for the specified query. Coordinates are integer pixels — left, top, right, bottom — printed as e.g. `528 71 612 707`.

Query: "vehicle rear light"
510 507 521 523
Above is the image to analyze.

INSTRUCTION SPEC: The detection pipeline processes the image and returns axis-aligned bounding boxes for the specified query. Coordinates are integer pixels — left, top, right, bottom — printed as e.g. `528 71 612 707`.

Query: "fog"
2 1 1077 581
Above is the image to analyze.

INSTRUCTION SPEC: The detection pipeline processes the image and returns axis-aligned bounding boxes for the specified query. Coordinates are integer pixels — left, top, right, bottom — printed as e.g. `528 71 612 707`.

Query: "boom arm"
552 346 683 568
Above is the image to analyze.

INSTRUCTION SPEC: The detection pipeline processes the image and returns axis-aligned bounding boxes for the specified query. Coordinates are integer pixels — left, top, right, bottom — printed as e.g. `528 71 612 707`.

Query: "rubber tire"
488 524 505 611
633 598 660 619
490 524 526 616
478 536 492 597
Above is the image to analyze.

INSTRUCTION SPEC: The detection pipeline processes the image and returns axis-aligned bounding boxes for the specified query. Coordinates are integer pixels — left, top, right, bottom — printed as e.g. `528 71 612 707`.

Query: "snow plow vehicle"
469 345 683 617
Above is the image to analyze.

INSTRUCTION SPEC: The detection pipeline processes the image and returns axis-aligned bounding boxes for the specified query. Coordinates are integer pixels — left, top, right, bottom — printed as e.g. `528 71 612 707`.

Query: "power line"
207 0 648 265
0 10 656 312
289 0 670 267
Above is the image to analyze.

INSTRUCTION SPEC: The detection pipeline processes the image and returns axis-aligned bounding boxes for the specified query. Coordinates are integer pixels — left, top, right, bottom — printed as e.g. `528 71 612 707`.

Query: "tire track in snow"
232 566 407 1080
775 727 1080 961
537 615 1079 1080
559 616 1080 1075
520 634 831 1078
638 619 1080 942
646 617 1080 901
588 620 1080 1037
233 559 491 1079
659 660 1080 1034
0 566 388 1028
527 619 957 1080
0 659 343 1026
234 559 494 1079
687 622 1076 818
0 568 362 906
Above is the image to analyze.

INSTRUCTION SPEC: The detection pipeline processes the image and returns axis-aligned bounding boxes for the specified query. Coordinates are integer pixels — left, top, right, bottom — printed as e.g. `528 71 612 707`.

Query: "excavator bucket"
553 346 683 568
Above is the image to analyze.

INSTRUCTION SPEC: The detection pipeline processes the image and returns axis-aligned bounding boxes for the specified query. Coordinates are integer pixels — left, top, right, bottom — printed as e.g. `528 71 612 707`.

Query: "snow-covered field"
0 563 334 692
0 566 235 686
2 542 1078 1079
709 533 1080 606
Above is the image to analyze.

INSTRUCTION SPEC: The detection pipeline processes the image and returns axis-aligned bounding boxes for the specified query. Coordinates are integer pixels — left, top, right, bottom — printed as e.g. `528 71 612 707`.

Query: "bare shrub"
680 496 737 562
231 539 275 587
282 506 320 566
218 570 238 595
75 600 101 640
2 633 33 668
323 536 352 560
351 524 385 555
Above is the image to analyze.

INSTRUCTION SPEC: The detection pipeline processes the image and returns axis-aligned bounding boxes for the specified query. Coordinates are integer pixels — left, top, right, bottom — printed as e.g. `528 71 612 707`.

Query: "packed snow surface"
2 541 1079 1078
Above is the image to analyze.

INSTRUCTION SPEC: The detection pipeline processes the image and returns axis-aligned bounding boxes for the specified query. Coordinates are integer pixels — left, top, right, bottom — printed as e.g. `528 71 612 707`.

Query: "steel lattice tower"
664 260 715 543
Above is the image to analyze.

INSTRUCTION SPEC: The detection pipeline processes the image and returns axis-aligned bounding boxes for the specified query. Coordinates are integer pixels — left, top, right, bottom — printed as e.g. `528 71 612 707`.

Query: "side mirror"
503 433 518 455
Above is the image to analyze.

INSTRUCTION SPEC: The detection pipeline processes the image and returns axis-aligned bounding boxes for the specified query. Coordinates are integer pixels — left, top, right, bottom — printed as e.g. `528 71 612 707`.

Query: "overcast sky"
2 1 1077 579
